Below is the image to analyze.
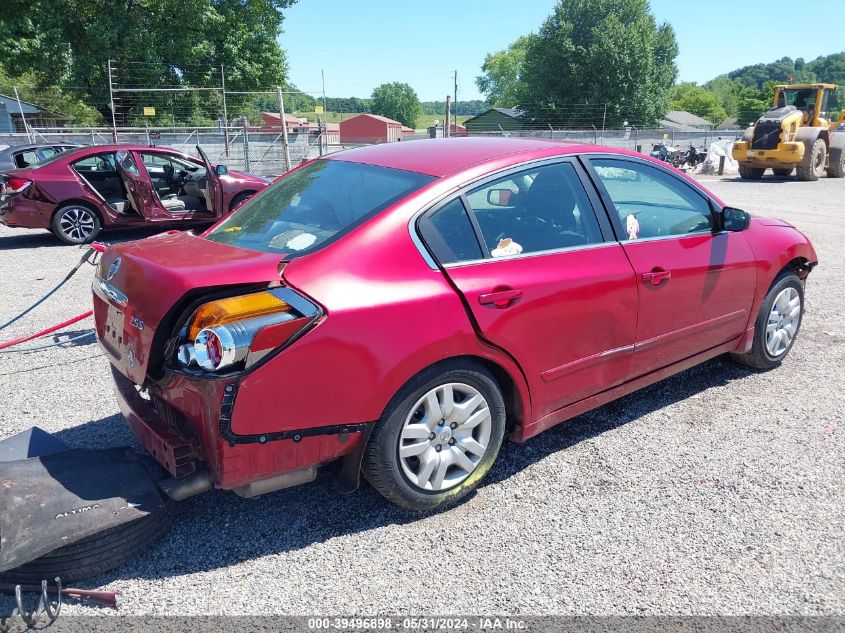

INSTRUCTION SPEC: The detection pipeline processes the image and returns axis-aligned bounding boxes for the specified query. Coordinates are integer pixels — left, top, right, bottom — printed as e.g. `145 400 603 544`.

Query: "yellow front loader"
732 83 845 181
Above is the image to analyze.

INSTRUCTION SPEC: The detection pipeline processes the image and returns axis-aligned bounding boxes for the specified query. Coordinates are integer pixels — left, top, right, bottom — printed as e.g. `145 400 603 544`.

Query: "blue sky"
279 0 842 102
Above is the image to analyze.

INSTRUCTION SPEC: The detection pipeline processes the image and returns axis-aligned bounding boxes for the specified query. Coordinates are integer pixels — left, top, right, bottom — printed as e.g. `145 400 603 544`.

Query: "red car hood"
752 216 795 228
94 231 284 383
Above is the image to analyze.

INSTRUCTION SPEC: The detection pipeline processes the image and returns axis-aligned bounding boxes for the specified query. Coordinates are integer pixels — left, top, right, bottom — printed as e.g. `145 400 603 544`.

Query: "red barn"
339 113 403 144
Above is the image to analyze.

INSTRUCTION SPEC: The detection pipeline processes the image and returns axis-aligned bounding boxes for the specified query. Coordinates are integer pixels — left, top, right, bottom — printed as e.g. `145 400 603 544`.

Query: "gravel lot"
0 174 843 617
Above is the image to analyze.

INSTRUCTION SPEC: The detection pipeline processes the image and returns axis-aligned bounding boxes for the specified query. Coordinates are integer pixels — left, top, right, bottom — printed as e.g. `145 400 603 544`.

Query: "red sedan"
0 145 269 244
93 138 817 511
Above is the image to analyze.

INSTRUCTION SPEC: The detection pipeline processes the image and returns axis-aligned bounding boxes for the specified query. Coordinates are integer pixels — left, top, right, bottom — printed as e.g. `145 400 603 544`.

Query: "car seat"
516 169 587 251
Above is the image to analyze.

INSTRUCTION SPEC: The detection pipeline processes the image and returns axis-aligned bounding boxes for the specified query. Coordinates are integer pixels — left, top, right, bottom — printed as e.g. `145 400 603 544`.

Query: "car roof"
0 142 80 156
324 137 606 177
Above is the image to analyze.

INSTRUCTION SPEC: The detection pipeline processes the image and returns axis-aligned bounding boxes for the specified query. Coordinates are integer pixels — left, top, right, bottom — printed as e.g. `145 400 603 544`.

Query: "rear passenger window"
14 151 38 168
418 199 483 264
464 162 603 256
591 159 714 239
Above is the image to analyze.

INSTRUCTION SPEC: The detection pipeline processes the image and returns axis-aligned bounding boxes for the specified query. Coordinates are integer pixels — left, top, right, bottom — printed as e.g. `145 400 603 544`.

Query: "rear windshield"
206 159 434 254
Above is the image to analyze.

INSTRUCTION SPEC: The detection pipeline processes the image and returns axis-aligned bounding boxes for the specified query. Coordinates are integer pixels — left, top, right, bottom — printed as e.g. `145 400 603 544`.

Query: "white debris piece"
696 139 739 175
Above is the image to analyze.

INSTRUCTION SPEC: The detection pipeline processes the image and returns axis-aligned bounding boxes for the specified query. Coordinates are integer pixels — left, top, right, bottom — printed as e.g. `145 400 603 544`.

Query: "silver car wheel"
765 286 801 357
398 382 492 492
59 207 96 241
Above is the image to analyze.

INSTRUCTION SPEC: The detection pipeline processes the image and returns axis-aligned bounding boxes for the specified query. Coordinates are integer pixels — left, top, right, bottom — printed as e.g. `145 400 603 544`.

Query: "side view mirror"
487 188 517 207
216 164 229 176
721 206 750 232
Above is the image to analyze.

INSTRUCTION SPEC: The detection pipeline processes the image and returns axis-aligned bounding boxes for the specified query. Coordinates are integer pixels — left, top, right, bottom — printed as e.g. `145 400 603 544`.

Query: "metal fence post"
107 59 118 143
242 119 250 172
277 86 292 172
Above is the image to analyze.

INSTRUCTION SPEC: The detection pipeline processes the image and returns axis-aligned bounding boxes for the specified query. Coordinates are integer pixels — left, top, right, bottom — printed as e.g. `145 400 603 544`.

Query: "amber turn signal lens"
188 292 289 340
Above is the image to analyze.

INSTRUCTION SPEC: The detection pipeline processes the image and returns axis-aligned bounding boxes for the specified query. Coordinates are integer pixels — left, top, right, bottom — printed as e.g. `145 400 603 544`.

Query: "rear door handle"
641 270 672 286
478 289 523 308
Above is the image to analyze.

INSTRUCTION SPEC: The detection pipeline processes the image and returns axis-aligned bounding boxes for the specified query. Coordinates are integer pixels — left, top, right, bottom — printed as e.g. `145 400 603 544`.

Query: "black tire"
0 504 176 584
730 272 804 370
363 361 506 512
228 191 254 212
796 139 826 181
828 147 844 178
772 167 793 177
738 164 765 180
51 204 102 245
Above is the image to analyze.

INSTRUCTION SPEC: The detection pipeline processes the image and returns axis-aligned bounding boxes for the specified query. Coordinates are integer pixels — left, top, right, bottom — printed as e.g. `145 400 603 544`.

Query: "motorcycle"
677 144 707 170
649 142 682 165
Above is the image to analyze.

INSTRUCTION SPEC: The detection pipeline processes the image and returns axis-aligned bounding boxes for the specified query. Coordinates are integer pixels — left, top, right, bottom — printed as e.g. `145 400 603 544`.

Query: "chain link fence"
465 127 743 152
0 126 363 177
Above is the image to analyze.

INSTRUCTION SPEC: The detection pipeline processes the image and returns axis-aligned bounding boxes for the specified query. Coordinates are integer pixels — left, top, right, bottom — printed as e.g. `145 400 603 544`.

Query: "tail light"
2 176 31 195
176 288 320 373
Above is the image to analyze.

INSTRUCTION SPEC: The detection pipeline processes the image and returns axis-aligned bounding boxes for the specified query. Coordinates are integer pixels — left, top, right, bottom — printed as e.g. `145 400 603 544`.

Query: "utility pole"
277 86 292 172
321 69 328 154
454 71 458 133
13 87 31 143
602 103 607 144
445 95 451 138
221 64 229 157
107 59 118 143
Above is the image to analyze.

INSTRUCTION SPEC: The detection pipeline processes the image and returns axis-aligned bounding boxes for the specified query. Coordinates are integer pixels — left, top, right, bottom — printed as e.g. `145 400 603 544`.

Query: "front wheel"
228 191 254 212
731 273 804 370
51 204 101 244
738 164 765 180
363 362 506 511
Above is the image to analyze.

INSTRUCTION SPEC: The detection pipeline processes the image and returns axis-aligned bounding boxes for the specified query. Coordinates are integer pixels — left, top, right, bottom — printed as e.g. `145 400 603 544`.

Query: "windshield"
780 89 817 110
206 159 434 254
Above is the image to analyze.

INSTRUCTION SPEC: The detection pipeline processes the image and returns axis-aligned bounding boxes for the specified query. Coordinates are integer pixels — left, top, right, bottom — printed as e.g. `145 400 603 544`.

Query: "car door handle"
478 288 523 308
641 269 672 286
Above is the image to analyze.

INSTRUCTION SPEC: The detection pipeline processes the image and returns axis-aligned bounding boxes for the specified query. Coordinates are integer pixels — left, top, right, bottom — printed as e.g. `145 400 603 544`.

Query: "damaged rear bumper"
110 366 372 494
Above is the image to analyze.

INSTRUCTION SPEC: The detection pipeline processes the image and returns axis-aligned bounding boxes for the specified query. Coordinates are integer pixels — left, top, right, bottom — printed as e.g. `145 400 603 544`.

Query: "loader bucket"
0 428 170 574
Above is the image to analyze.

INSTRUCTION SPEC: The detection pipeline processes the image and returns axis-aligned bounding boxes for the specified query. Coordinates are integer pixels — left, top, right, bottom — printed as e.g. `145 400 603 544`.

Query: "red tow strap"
0 311 94 351
0 242 107 351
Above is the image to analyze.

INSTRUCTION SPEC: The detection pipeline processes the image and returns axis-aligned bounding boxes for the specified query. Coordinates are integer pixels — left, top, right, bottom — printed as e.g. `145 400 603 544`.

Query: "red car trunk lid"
94 232 284 384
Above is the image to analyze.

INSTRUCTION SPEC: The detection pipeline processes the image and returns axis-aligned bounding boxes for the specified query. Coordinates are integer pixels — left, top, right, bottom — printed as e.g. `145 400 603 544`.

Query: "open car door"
196 145 224 217
115 149 154 218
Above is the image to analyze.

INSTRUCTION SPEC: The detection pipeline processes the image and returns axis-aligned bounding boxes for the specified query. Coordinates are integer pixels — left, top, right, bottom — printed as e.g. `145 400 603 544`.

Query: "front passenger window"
591 159 714 240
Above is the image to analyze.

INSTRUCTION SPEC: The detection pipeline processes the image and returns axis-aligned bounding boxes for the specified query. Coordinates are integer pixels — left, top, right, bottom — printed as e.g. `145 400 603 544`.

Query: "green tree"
703 75 745 118
669 82 728 125
0 63 102 125
728 56 817 91
0 0 297 123
475 35 535 107
370 82 421 128
515 0 678 127
736 85 773 128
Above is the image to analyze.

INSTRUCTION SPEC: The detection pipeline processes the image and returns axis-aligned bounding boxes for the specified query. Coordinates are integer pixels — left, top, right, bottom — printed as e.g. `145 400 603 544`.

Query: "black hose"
0 248 96 332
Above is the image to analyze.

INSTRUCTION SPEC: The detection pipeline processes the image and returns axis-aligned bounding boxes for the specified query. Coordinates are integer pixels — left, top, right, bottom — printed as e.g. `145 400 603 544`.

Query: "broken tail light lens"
3 176 31 195
177 288 319 373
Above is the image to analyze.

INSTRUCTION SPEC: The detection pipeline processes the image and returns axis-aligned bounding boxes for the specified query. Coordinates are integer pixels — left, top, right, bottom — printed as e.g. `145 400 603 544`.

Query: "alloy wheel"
398 382 492 492
765 286 801 357
59 207 96 242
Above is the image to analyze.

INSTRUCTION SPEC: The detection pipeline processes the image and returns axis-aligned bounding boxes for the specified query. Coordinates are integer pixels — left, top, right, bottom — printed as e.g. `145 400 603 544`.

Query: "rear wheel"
738 164 765 179
772 167 793 177
363 361 506 512
731 273 804 370
51 204 101 244
828 148 844 178
796 139 826 181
